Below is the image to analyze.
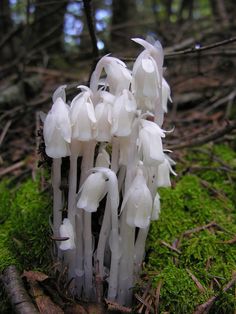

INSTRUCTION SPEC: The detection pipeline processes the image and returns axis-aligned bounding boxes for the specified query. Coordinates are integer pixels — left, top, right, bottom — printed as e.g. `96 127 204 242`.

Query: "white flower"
90 56 131 95
77 172 107 212
162 78 172 113
132 50 160 112
112 90 137 137
121 168 153 229
70 86 97 141
95 91 114 142
156 154 177 187
138 119 165 166
151 192 161 220
95 147 110 168
43 97 71 158
59 218 75 250
132 37 167 126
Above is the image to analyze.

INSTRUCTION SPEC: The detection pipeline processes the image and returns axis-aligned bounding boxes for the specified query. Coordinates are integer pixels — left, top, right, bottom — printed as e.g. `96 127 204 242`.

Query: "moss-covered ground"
144 143 236 313
0 178 51 312
0 143 235 313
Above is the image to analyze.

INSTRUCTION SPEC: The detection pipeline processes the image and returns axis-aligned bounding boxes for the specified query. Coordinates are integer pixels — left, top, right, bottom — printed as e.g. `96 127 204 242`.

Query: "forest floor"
0 21 236 314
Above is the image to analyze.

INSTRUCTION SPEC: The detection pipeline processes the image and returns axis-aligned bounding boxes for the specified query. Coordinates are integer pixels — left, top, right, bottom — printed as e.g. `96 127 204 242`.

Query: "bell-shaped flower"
162 78 172 113
59 218 75 250
156 154 177 187
95 147 110 168
121 168 153 229
95 91 114 142
132 50 160 112
77 172 107 212
132 37 163 76
151 192 161 220
132 38 166 125
138 119 165 166
52 84 67 103
43 96 71 158
112 90 137 137
70 86 97 141
90 55 131 95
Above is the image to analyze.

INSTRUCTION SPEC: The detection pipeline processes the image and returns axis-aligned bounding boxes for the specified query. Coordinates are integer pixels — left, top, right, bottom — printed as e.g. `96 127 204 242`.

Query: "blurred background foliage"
1 0 235 64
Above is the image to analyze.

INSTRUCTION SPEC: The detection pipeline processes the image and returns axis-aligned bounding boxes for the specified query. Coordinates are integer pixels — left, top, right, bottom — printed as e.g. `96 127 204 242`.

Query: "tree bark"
111 0 137 50
34 0 68 52
2 265 39 314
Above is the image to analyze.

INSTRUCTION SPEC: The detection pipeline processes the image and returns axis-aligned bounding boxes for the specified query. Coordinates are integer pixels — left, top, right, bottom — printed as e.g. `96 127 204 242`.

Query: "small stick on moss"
221 235 236 244
154 280 162 314
186 269 206 293
1 265 39 314
193 273 236 314
160 241 181 254
105 298 132 313
134 293 154 314
182 221 227 237
136 280 152 313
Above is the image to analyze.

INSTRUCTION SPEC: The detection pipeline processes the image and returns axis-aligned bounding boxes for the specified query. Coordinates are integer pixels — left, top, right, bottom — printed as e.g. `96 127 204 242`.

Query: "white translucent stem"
52 158 62 237
68 153 78 223
107 192 119 300
117 119 139 305
96 199 111 278
66 141 80 284
81 141 96 299
75 213 84 296
111 137 119 173
134 227 149 278
117 211 135 306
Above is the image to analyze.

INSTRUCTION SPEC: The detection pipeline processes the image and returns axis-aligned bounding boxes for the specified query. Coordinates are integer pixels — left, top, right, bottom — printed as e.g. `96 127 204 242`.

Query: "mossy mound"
146 144 236 313
0 179 51 272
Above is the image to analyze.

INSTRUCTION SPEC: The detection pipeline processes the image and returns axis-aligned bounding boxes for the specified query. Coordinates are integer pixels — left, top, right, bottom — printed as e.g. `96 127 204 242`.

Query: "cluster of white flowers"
43 38 175 306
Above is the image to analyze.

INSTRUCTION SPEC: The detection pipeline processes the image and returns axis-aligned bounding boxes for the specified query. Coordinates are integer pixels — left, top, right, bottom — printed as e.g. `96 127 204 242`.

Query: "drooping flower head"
70 86 97 141
138 119 165 166
59 218 75 250
95 91 114 142
132 38 171 126
90 55 132 95
121 167 153 229
77 172 107 212
43 86 71 158
111 89 137 137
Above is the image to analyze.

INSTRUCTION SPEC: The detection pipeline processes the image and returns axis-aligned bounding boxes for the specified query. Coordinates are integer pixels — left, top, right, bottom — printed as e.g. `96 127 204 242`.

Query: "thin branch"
0 120 12 147
1 265 39 314
160 240 182 254
193 273 236 314
168 120 236 150
83 0 99 59
166 36 236 57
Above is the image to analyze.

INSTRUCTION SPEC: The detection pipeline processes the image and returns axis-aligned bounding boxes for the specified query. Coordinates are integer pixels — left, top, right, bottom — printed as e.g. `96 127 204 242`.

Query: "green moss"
146 144 236 313
0 178 51 272
152 264 211 313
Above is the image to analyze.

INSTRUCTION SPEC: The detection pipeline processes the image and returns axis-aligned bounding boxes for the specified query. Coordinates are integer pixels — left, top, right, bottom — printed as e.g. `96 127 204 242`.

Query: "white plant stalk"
42 37 174 306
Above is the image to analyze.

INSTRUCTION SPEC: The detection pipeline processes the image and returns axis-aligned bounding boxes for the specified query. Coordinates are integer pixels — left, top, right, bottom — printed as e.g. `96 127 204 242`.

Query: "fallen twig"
186 269 206 293
0 160 25 177
168 120 236 150
105 298 132 313
0 120 12 147
193 273 236 314
154 280 162 314
1 265 39 314
182 221 227 237
134 293 154 314
160 241 182 254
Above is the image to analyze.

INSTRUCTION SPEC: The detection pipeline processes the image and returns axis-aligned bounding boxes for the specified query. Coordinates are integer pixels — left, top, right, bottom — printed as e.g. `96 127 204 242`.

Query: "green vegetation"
0 144 235 313
0 178 51 272
146 144 236 313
